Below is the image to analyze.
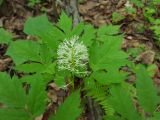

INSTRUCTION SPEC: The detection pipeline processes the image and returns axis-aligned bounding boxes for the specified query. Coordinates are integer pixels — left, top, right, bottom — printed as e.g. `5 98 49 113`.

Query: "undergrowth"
0 10 160 120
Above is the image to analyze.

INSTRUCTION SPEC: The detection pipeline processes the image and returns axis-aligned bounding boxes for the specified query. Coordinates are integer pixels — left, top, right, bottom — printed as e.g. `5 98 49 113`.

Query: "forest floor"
0 0 160 120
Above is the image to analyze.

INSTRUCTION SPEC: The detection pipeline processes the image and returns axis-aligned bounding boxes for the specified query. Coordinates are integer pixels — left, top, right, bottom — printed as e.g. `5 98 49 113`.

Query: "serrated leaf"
109 85 141 120
57 11 72 34
15 63 45 73
42 63 56 74
15 63 56 74
54 70 69 88
0 73 47 119
24 15 65 49
69 22 84 37
92 70 127 85
6 40 40 65
89 35 128 71
26 74 47 117
135 65 158 113
0 108 29 120
39 44 53 63
84 77 114 116
0 28 12 44
49 90 82 120
0 72 26 107
97 25 120 36
80 24 96 47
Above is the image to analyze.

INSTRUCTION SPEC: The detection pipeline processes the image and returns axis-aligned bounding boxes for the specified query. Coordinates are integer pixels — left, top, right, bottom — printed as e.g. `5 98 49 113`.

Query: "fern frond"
84 78 114 116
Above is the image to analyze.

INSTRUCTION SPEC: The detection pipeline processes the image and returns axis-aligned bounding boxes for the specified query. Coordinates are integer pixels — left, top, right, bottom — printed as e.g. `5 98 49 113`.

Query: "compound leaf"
89 35 128 71
0 72 26 107
109 85 141 120
6 40 40 65
92 70 127 85
97 25 120 36
24 15 65 49
135 65 158 113
80 24 96 47
26 74 47 117
49 90 82 120
57 11 72 34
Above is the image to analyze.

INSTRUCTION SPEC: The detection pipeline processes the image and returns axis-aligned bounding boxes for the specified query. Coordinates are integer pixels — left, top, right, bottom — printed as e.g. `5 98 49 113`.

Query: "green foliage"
0 28 12 44
57 11 72 34
0 73 47 120
0 11 160 120
84 77 114 116
130 0 144 7
24 15 65 50
0 108 30 120
25 74 47 116
6 40 41 65
148 112 160 120
0 72 26 107
109 84 141 120
89 35 128 71
0 0 3 6
89 32 129 85
135 65 158 113
130 0 160 45
112 12 125 23
125 6 136 14
28 0 41 6
49 90 82 120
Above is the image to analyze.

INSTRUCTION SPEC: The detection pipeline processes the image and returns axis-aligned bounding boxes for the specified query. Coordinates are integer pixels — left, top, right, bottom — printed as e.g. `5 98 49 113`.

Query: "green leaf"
42 63 56 74
153 0 160 4
147 64 158 77
104 116 124 120
26 74 47 117
147 112 160 120
49 90 82 120
112 12 125 23
39 44 53 63
92 70 127 85
0 72 26 107
0 108 29 120
54 70 69 88
24 15 65 49
109 85 141 120
130 0 144 7
84 77 114 116
15 63 56 74
135 65 158 113
89 35 128 71
28 0 40 6
0 0 3 6
57 11 72 34
6 40 40 65
97 25 120 36
0 28 12 44
70 22 84 37
80 24 96 47
15 63 45 73
0 73 47 119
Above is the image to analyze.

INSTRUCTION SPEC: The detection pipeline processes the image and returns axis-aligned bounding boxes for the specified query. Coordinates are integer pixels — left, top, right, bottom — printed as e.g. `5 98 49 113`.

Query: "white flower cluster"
57 36 89 75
